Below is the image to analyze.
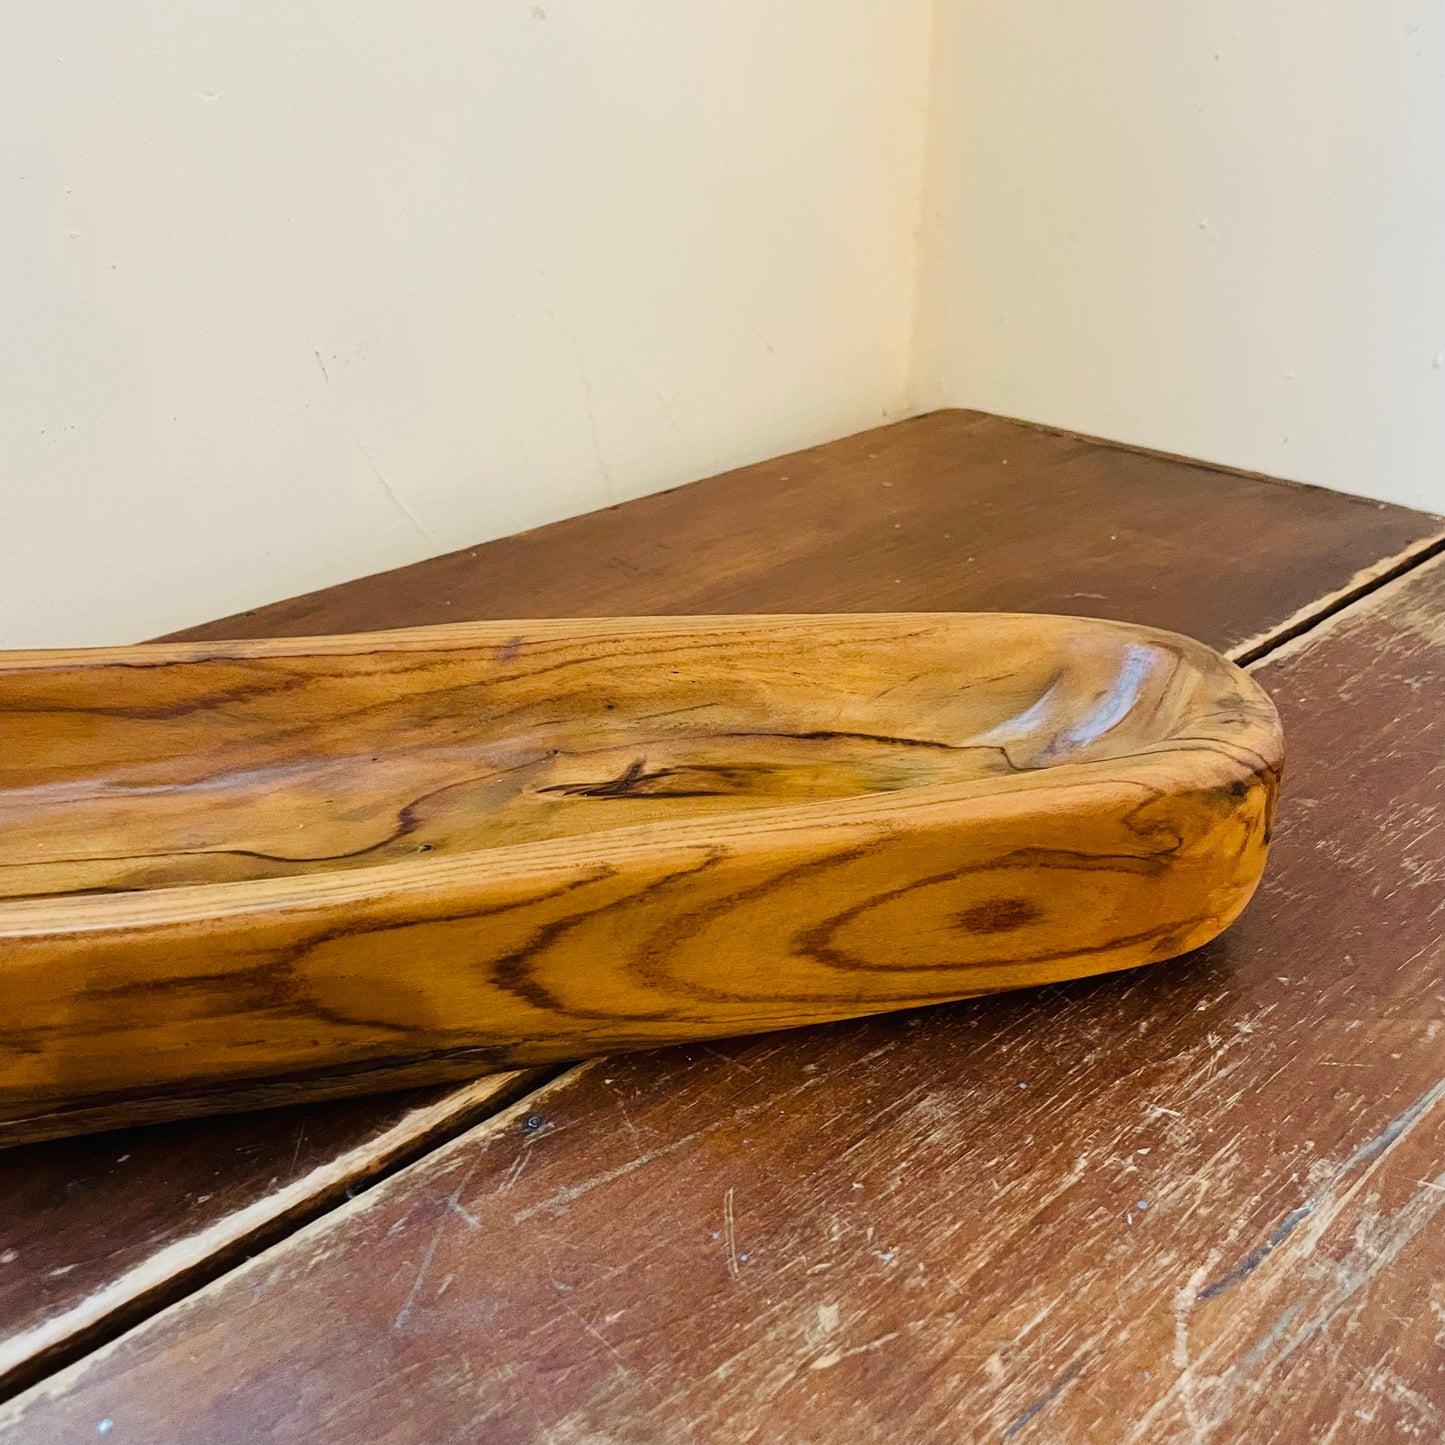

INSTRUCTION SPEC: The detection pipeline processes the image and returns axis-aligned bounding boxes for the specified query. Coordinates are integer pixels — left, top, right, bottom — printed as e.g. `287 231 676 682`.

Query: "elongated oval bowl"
0 613 1281 1144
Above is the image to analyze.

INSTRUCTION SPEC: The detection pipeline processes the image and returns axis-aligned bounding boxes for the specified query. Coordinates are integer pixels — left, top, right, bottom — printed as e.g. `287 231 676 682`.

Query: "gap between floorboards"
3 524 1444 1407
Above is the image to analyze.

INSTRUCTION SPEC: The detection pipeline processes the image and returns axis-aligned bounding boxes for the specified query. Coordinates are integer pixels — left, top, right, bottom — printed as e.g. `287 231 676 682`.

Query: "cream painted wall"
1 2 935 646
13 4 1443 651
916 2 1445 516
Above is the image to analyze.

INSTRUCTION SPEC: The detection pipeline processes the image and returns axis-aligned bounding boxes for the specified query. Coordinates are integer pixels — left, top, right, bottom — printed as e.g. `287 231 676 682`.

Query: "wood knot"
956 898 1043 933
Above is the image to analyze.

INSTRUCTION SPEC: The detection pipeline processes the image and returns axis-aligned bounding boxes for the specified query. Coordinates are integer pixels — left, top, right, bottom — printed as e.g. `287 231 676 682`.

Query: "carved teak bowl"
0 613 1282 1144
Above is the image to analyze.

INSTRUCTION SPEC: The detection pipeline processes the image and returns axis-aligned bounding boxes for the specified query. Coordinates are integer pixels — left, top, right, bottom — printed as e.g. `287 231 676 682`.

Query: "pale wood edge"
0 1066 588 1427
0 1066 551 1401
1239 543 1445 671
1228 529 1445 664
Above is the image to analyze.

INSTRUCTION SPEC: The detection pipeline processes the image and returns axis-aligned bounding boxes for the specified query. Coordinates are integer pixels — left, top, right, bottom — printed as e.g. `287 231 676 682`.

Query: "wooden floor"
1 410 1442 1442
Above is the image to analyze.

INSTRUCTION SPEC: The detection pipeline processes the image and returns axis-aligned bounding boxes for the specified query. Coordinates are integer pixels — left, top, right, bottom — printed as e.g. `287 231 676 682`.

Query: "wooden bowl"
0 613 1281 1144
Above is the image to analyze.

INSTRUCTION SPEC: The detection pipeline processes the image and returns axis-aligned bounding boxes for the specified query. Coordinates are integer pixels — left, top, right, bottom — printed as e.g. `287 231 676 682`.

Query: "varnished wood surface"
0 612 1280 1144
0 409 1438 1410
6 552 1440 1443
174 409 1441 655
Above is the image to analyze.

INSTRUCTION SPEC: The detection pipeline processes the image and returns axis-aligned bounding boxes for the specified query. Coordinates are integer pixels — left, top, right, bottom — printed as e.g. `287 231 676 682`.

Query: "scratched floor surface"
0 412 1442 1440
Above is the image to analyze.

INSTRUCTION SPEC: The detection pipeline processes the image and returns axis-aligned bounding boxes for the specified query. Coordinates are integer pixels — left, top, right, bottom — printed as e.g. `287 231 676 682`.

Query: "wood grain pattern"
5 551 1437 1444
0 611 1280 1144
0 408 1436 1409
